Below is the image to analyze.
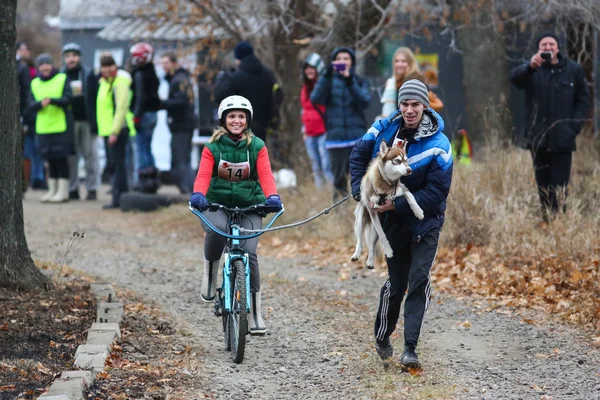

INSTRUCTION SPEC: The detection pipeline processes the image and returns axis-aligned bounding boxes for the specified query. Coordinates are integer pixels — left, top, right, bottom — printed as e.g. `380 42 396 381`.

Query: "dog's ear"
379 141 389 156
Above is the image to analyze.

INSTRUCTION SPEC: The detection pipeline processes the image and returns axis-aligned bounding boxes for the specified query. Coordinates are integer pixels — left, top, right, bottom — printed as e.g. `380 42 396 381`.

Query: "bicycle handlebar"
189 202 285 240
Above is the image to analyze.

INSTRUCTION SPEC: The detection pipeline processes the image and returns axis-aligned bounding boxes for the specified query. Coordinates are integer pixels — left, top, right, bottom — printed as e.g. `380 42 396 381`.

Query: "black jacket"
131 63 160 118
214 55 277 138
62 64 98 126
17 61 31 127
509 54 590 152
161 67 196 132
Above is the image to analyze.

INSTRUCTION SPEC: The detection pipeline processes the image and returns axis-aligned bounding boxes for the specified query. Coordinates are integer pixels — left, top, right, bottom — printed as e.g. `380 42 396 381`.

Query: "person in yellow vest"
97 54 134 210
27 53 73 203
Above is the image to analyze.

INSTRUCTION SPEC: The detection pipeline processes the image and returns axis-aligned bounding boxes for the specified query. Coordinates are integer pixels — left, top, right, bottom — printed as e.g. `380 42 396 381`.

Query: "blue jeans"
135 112 157 170
23 135 45 183
305 133 333 188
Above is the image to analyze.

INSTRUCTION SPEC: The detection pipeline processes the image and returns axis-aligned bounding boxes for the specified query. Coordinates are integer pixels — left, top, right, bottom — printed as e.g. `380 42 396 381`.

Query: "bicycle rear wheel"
228 259 248 363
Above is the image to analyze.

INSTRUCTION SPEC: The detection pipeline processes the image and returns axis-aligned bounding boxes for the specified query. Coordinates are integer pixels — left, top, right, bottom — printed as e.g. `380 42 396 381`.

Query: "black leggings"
48 158 69 179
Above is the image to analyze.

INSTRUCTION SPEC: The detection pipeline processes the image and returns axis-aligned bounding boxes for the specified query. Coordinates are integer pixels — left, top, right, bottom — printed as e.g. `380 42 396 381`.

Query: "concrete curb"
39 283 123 399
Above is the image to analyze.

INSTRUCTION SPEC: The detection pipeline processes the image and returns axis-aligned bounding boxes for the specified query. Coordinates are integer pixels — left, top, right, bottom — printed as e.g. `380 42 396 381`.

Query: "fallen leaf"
532 384 543 392
0 323 8 331
0 385 16 391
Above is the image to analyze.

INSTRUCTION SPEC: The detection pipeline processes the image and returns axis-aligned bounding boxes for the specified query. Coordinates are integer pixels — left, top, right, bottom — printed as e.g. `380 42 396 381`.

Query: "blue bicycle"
189 202 284 363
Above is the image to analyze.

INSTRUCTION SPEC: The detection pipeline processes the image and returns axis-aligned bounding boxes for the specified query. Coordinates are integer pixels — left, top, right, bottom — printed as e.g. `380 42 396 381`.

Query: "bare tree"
0 0 49 290
138 0 400 166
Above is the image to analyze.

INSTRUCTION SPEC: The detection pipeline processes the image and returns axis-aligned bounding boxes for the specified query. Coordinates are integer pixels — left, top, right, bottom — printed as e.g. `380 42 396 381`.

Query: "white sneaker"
201 259 219 302
249 291 266 336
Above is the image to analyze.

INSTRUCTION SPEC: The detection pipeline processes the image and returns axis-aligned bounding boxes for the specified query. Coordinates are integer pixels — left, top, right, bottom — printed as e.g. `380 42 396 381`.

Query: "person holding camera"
509 32 590 223
310 47 371 200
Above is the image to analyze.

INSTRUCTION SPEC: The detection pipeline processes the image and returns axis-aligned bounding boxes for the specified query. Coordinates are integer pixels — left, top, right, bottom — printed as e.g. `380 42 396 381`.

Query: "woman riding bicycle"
189 95 283 336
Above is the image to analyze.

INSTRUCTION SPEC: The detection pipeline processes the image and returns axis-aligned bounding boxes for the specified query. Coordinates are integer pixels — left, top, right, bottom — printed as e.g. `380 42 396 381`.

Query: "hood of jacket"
330 47 356 65
389 108 444 141
238 55 264 74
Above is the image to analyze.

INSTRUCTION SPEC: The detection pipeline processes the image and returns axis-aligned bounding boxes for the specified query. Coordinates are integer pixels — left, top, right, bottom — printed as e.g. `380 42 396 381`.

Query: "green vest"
205 134 267 208
31 74 67 135
96 74 136 137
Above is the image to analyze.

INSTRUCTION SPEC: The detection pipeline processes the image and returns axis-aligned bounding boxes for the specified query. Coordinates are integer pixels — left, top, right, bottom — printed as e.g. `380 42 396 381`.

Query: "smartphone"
333 63 346 72
540 52 552 62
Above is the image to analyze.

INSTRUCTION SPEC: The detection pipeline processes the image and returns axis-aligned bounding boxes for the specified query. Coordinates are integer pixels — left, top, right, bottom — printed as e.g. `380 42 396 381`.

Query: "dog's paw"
351 255 359 262
366 263 375 270
384 249 394 259
414 208 424 220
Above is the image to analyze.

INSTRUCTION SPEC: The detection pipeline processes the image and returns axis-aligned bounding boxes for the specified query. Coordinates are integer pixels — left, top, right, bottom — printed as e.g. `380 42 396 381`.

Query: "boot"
48 179 70 203
41 179 58 202
375 337 394 360
400 346 421 369
249 291 266 336
201 259 219 303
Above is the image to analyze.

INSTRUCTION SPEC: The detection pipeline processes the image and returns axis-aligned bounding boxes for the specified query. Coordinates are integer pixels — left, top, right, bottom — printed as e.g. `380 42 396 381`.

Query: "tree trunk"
0 0 50 291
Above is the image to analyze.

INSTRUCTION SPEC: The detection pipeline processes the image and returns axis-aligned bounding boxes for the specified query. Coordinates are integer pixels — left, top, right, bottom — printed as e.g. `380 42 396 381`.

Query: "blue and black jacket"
310 47 371 149
349 108 453 239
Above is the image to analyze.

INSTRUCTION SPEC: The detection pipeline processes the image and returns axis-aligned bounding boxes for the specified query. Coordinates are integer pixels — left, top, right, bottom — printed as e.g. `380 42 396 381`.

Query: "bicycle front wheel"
228 259 248 363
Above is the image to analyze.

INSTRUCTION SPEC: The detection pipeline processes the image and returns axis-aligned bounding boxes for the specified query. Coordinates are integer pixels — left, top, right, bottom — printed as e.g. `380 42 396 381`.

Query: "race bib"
218 158 250 181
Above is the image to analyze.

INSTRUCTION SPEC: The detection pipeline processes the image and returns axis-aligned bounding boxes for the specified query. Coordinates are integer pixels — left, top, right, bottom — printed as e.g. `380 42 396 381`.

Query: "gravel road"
23 187 600 399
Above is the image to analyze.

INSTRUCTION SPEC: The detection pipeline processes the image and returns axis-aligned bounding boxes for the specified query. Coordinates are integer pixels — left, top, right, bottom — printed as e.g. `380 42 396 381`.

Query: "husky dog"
351 141 424 269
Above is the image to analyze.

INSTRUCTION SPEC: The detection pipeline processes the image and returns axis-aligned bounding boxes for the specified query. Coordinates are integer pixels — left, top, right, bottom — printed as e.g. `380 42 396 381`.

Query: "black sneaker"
400 346 421 369
375 338 393 360
86 190 97 201
69 190 80 200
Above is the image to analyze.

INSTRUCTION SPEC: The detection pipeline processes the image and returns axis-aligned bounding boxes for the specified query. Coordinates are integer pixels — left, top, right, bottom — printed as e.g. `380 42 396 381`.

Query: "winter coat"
17 61 32 131
349 108 453 239
300 83 326 136
27 70 74 159
310 47 371 149
131 63 161 119
509 53 590 152
62 64 98 126
161 67 196 132
214 55 277 139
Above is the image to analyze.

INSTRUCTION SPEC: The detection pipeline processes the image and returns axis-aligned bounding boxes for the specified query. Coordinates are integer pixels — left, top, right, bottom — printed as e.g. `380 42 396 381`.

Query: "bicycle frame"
190 203 284 313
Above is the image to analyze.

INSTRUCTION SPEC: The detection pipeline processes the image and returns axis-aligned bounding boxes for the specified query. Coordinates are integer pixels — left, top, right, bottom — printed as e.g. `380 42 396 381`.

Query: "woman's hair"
100 53 116 67
209 126 254 146
392 47 421 90
303 64 319 96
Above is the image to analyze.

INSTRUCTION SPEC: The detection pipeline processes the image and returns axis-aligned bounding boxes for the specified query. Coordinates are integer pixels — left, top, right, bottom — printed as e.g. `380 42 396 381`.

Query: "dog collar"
378 165 395 187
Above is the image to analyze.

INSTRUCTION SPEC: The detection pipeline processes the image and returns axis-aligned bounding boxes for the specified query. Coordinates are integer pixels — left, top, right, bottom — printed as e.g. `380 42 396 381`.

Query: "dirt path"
23 187 600 399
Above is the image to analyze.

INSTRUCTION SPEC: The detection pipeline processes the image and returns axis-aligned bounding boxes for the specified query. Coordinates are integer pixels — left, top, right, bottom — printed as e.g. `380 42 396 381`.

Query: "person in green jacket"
28 53 73 203
96 53 134 209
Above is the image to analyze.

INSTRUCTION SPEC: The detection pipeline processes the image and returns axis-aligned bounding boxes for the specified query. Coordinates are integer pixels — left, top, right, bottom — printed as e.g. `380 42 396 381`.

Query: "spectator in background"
62 42 100 201
130 42 161 194
159 52 196 194
17 50 32 194
380 47 443 119
300 53 333 188
27 54 73 203
310 47 371 200
16 42 36 79
97 54 134 210
214 41 277 142
509 33 590 223
17 41 47 190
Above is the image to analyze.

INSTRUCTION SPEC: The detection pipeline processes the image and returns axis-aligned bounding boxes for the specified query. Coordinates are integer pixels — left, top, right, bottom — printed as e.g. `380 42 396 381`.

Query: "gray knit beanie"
398 79 429 108
35 53 54 67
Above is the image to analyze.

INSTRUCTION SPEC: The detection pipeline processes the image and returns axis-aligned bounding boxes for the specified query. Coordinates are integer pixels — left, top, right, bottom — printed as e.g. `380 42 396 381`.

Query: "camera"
333 63 346 72
540 52 552 62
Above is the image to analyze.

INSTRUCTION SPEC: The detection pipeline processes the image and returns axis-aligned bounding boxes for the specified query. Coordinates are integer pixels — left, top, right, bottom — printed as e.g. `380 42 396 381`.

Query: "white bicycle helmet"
217 95 254 125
